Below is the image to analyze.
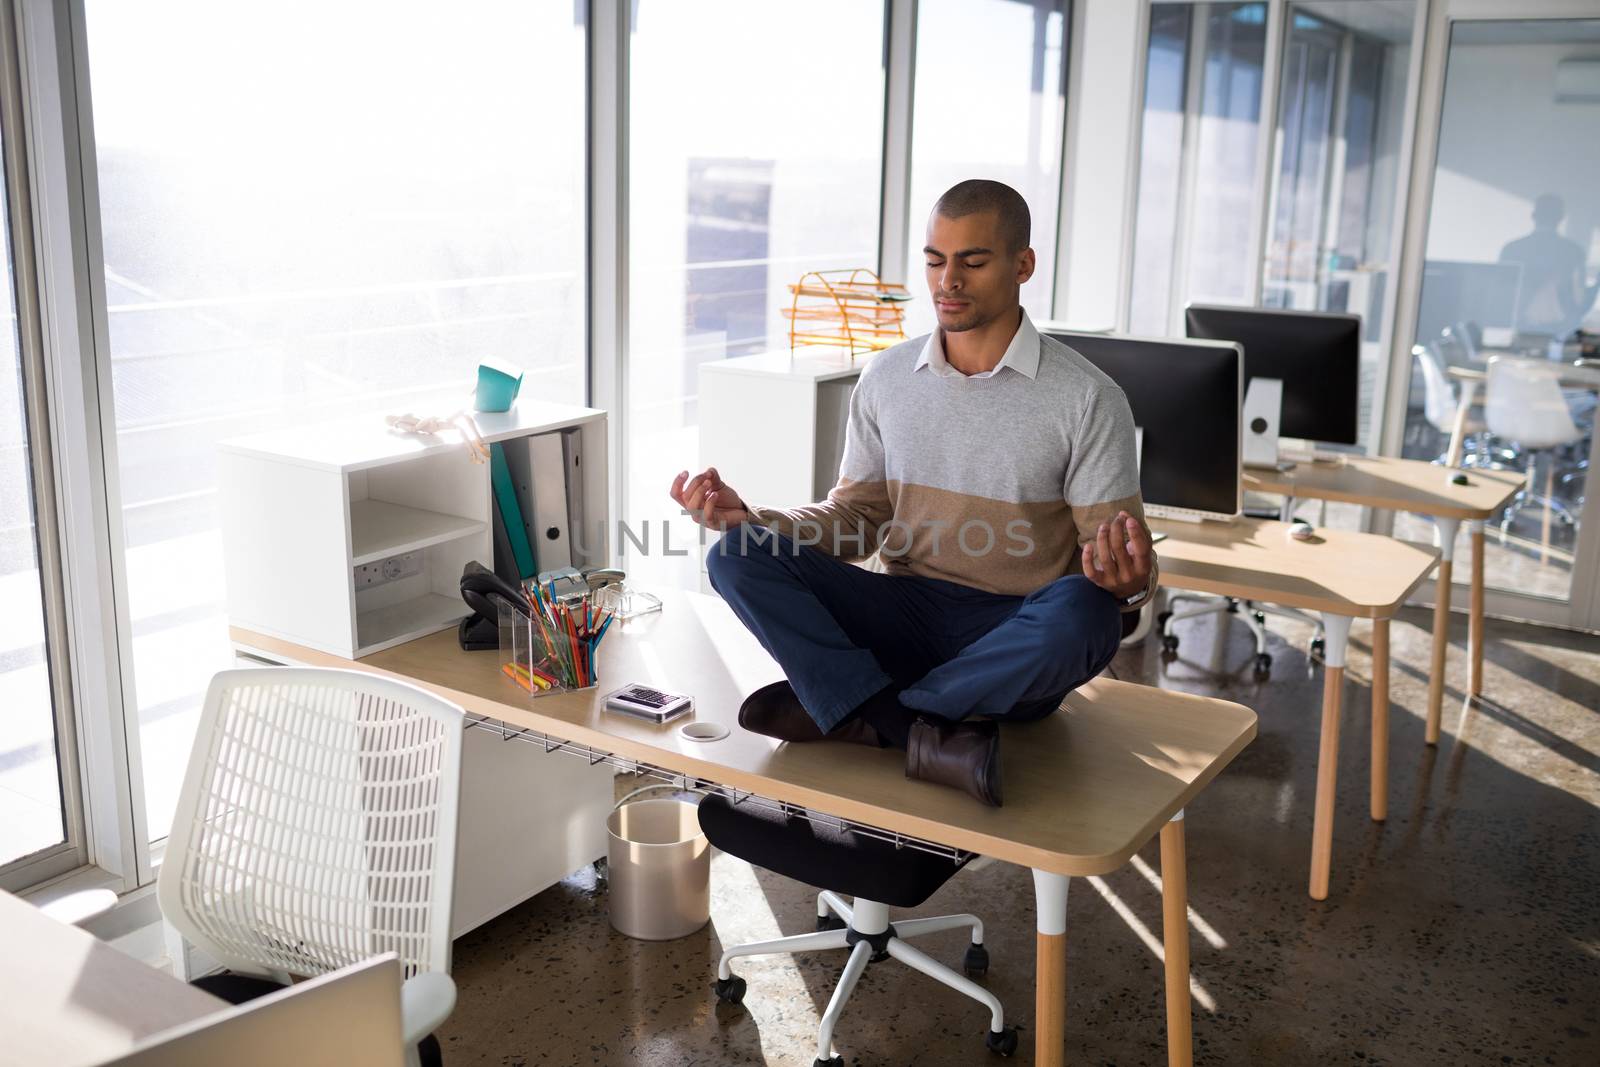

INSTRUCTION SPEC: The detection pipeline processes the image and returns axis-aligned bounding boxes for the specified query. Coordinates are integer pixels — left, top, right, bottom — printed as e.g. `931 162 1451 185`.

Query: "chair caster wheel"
1161 634 1179 654
813 1057 845 1067
963 942 989 978
713 975 746 1005
1253 652 1272 678
1310 637 1326 657
816 913 846 932
986 1027 1020 1057
1156 610 1172 628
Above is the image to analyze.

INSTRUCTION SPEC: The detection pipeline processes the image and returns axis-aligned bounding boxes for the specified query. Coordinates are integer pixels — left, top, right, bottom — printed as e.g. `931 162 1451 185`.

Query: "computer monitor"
1184 304 1361 450
1043 329 1242 522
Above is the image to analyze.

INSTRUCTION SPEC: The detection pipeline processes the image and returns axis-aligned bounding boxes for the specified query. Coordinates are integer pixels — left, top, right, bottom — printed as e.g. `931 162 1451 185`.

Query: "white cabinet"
219 400 614 937
697 349 868 555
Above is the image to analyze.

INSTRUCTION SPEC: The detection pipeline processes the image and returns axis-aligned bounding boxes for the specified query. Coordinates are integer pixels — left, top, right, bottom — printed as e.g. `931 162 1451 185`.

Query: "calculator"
604 683 694 724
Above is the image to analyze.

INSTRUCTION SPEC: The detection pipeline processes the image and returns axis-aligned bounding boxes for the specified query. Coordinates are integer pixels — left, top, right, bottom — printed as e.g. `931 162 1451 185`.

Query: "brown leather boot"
738 682 882 746
905 718 1003 807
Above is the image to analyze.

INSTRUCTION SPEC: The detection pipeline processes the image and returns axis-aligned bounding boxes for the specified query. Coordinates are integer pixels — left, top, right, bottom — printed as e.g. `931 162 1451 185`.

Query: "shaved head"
932 179 1031 254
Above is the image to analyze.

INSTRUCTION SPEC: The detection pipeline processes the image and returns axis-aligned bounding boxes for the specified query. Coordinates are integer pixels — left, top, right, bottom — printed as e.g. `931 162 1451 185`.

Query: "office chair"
1484 357 1583 560
159 668 464 1067
699 795 1018 1064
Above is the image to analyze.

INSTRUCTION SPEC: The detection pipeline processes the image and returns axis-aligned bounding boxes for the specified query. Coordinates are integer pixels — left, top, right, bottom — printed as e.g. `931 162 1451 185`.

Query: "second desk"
1245 457 1523 743
1151 517 1438 900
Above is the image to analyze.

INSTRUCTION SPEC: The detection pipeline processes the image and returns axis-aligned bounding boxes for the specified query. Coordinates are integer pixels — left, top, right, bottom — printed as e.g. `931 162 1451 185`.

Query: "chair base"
714 893 1019 1061
1157 594 1323 677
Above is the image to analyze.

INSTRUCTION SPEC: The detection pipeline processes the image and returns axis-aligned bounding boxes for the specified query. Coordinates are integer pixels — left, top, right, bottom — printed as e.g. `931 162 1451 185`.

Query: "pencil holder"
497 601 599 698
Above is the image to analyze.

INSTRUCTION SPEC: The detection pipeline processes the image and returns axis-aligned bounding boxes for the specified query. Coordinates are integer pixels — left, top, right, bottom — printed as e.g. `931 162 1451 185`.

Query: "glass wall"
1130 2 1269 336
1264 2 1413 453
624 0 885 590
1397 18 1600 604
1 125 65 868
904 0 1068 335
84 0 588 842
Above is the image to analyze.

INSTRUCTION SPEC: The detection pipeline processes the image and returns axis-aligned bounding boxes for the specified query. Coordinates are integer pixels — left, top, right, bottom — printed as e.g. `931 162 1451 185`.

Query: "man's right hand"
670 468 751 530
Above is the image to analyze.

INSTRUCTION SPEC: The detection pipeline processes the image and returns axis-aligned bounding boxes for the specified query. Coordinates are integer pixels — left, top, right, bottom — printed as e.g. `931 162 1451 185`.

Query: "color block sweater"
748 313 1158 605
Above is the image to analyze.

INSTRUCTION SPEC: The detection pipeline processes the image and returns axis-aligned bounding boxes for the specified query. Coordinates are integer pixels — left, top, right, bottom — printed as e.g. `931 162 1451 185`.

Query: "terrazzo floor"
437 600 1600 1066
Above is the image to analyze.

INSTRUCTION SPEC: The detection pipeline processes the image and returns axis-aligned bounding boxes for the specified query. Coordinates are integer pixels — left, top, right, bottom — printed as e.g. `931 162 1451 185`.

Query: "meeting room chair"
697 794 1019 1065
1415 342 1492 467
1484 357 1583 560
158 667 464 1067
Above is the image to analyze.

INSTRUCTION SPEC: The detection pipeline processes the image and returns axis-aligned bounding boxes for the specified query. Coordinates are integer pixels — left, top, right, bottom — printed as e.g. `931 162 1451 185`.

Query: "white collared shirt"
913 308 1042 380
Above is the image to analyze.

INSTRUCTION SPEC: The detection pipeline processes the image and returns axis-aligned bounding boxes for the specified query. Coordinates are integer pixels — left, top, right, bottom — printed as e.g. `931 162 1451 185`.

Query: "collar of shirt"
913 309 1041 380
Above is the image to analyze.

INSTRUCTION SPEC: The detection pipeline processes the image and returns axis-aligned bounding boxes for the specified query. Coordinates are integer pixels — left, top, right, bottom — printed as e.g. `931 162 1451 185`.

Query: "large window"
1130 2 1269 336
623 0 886 590
1132 1 1413 464
1263 2 1413 452
1 127 66 871
84 0 588 842
904 0 1068 334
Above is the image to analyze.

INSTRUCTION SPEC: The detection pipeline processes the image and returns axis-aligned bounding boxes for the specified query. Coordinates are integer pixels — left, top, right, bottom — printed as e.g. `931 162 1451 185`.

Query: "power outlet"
354 551 424 590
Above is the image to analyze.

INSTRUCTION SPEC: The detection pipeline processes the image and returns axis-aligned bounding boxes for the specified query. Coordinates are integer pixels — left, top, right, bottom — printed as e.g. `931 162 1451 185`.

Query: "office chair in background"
1484 357 1583 562
699 794 1019 1065
158 668 464 1067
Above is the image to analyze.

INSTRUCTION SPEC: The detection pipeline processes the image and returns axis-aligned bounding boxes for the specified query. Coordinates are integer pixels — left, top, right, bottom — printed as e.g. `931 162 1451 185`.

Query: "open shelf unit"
219 399 609 659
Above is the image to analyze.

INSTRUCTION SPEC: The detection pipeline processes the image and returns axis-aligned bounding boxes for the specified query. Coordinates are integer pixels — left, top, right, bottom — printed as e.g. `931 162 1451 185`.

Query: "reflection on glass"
1130 2 1268 335
1399 19 1600 604
904 0 1067 335
625 0 884 590
1 128 66 867
84 0 588 840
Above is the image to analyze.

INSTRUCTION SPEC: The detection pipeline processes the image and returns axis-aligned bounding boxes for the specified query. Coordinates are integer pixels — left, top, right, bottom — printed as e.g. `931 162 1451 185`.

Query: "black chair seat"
193 971 442 1067
698 794 970 909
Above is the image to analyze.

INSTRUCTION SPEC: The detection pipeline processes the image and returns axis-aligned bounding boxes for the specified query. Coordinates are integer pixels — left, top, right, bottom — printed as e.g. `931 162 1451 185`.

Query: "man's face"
923 210 1035 333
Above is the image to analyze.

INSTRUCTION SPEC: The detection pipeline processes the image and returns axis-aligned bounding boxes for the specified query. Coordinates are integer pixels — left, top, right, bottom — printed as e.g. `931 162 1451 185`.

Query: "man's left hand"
1082 511 1154 601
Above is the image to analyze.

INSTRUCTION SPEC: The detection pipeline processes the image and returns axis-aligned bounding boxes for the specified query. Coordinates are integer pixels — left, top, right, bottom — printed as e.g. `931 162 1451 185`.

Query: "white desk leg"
1160 811 1193 1067
1426 517 1462 746
1310 614 1353 901
1032 869 1070 1067
1467 520 1486 698
1446 381 1478 467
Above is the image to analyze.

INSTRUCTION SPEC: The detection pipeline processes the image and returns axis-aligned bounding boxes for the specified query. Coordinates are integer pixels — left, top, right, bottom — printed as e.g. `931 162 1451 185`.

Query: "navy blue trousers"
705 523 1122 734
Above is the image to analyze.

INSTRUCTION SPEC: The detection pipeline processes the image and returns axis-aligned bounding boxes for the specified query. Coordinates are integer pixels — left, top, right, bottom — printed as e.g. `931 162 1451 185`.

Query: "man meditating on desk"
670 179 1157 806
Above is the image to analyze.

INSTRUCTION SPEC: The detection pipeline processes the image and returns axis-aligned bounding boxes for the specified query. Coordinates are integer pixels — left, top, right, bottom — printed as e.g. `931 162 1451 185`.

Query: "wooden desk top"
1 889 224 1067
1244 455 1524 520
233 589 1256 878
1152 516 1440 618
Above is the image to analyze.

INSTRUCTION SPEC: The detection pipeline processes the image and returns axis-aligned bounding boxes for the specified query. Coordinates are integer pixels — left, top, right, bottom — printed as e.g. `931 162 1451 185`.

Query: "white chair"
1415 343 1489 466
159 668 464 1067
1484 357 1583 560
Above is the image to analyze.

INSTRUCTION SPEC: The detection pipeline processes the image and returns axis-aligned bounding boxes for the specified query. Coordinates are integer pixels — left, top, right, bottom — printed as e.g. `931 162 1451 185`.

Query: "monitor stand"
1241 377 1295 471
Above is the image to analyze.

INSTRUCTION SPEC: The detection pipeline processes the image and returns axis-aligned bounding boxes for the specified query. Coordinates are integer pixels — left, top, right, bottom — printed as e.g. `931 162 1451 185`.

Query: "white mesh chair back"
159 668 463 982
1416 343 1460 432
1485 357 1580 450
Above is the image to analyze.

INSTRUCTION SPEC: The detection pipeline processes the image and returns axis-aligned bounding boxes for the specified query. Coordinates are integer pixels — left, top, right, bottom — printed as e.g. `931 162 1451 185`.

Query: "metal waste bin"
607 785 709 940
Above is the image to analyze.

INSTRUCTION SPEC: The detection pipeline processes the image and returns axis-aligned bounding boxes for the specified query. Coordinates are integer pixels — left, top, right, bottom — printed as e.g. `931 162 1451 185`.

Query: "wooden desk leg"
1032 869 1070 1067
1446 381 1477 467
1310 614 1353 901
1160 813 1193 1067
1468 521 1485 698
1426 517 1461 746
1370 618 1390 823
